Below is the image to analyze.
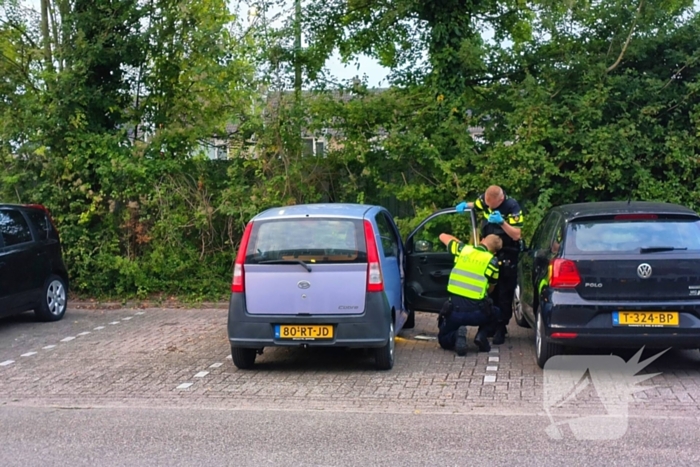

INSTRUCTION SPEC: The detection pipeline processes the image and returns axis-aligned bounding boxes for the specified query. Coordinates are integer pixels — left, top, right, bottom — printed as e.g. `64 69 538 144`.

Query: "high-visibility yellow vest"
447 245 494 300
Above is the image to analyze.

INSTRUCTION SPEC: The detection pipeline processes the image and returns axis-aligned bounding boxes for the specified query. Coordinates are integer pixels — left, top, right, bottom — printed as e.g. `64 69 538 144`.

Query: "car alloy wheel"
35 275 68 322
513 284 530 328
46 279 67 316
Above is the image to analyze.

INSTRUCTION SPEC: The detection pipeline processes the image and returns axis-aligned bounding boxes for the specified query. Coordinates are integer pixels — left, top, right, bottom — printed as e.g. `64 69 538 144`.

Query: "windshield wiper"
639 246 688 254
258 259 312 272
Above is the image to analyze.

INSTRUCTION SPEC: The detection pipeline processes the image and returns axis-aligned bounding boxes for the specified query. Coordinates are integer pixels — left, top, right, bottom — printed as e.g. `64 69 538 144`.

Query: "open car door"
404 207 480 314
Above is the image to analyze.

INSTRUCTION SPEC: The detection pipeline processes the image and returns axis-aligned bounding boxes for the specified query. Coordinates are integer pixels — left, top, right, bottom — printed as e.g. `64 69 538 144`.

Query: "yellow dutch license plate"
275 325 334 340
613 311 679 327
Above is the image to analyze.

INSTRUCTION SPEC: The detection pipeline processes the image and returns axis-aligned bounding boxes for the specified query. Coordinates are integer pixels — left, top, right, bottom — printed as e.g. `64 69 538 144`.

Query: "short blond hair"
481 234 503 253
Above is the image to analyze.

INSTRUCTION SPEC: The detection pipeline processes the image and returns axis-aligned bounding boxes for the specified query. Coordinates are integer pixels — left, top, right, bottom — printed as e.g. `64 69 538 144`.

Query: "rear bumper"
227 292 392 349
543 291 700 349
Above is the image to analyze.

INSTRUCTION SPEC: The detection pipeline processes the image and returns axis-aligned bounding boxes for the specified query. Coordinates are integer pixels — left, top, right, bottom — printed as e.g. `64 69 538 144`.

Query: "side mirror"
415 240 433 252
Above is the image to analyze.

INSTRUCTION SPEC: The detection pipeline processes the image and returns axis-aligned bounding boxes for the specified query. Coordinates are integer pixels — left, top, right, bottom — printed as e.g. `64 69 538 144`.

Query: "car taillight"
231 221 254 293
548 258 581 288
363 220 384 292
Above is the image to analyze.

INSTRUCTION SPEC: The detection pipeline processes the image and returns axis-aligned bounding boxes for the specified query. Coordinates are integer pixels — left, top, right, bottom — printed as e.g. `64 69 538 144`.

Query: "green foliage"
2 0 700 300
1 0 256 300
477 1 700 234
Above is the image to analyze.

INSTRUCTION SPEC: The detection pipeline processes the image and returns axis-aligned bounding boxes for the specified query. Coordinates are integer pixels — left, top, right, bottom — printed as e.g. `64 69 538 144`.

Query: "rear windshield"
565 217 700 254
245 218 368 264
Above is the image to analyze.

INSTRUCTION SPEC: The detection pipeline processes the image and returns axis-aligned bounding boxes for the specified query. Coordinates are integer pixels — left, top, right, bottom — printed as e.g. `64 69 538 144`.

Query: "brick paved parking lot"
1 306 699 418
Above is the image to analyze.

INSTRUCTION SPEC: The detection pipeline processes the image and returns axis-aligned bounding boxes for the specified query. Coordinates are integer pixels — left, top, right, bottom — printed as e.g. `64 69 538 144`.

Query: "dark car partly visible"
514 201 700 368
0 204 69 322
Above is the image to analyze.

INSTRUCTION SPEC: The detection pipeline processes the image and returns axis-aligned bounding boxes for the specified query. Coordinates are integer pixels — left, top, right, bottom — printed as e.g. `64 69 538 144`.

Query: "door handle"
420 256 428 263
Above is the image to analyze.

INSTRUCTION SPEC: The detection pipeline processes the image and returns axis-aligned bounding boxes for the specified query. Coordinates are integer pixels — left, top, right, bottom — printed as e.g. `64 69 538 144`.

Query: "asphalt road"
1 406 699 466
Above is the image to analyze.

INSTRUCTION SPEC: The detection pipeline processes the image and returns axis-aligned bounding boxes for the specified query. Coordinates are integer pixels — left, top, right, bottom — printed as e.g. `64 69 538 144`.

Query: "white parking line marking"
226 355 232 360
135 312 145 315
194 371 209 378
489 348 499 353
21 352 38 357
43 345 56 350
77 332 90 336
488 356 500 363
109 321 120 325
122 317 132 321
486 366 498 372
484 375 496 383
60 337 75 342
209 363 223 368
0 360 15 367
176 383 193 389
94 326 105 330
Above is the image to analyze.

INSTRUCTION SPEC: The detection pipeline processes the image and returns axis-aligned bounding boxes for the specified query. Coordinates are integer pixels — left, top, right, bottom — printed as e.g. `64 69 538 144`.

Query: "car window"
551 218 565 255
245 217 368 264
409 212 476 253
375 213 399 258
0 209 33 246
565 218 700 254
528 218 546 249
532 213 559 251
26 210 51 240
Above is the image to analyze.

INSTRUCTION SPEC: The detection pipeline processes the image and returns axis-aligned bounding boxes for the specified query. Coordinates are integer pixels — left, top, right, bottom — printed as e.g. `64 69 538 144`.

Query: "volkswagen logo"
297 280 311 289
637 263 652 279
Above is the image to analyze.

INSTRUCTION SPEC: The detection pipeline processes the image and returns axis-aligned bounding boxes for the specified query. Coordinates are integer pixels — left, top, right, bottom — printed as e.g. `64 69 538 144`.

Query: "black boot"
492 325 507 345
474 329 491 353
455 326 468 356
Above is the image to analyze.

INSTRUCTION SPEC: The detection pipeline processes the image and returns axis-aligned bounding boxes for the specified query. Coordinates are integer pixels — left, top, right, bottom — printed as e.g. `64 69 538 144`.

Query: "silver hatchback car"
227 203 479 370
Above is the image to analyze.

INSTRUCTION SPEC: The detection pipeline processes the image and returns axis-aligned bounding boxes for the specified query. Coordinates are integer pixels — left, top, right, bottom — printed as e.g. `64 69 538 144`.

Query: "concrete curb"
68 298 229 310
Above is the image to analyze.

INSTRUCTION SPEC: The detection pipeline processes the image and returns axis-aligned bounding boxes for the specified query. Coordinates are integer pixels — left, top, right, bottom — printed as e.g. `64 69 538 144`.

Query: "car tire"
231 346 257 370
404 309 415 329
535 311 563 369
375 320 395 370
34 275 68 322
513 284 530 329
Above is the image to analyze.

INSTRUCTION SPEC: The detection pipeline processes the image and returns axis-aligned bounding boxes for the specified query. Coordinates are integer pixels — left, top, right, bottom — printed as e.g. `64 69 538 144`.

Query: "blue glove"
488 211 504 224
455 201 467 213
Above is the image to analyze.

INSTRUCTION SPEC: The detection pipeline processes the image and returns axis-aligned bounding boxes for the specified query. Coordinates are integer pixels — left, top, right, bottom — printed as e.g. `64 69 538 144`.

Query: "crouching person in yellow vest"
437 233 503 356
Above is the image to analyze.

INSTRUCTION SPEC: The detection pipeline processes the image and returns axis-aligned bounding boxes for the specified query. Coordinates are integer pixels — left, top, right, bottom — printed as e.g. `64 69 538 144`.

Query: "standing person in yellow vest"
436 233 503 356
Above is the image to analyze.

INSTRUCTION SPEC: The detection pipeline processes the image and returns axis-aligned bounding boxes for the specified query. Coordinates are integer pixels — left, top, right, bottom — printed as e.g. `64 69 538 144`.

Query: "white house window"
302 137 326 157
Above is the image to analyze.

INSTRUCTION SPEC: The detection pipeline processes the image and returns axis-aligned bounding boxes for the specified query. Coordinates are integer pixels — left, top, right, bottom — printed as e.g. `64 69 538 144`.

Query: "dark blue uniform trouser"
438 295 501 350
491 260 517 327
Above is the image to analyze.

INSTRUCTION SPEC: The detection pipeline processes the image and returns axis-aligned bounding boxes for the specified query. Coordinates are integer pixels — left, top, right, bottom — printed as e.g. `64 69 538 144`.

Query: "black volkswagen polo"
514 201 700 368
